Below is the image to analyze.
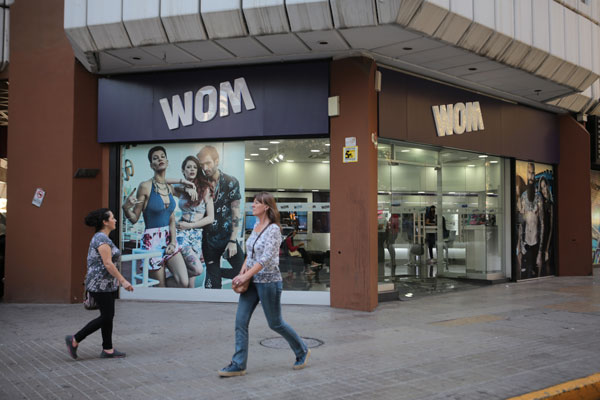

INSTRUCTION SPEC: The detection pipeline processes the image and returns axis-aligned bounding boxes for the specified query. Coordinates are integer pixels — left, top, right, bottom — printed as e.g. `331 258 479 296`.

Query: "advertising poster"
591 170 600 264
120 142 245 299
514 160 555 280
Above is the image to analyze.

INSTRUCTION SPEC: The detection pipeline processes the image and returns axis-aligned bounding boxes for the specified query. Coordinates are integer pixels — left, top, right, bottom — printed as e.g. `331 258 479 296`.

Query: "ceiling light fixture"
259 147 269 151
287 160 295 163
478 155 488 158
490 160 498 164
310 149 320 153
322 160 329 164
467 164 475 167
325 143 330 146
269 141 280 144
250 153 259 156
401 149 410 153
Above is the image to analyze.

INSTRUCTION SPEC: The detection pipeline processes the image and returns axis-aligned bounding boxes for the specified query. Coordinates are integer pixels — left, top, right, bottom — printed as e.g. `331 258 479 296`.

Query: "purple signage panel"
98 61 329 143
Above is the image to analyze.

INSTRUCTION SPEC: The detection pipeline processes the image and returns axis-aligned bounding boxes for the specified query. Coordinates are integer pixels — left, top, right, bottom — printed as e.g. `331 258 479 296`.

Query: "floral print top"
203 171 241 250
85 232 120 292
246 223 282 283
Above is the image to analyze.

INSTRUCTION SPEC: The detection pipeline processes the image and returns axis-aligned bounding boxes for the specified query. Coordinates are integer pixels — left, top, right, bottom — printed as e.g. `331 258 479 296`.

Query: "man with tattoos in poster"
197 145 245 289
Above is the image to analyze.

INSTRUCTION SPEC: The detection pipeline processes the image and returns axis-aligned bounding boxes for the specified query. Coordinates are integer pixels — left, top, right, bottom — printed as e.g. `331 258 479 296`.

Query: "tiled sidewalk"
0 272 599 399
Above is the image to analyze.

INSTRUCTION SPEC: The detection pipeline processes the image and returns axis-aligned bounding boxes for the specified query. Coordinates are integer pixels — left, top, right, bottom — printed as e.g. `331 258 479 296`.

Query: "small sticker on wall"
32 188 46 207
343 146 358 163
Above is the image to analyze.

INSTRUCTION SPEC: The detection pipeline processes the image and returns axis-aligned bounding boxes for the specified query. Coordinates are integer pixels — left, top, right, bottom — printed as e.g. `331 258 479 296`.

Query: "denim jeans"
232 281 307 369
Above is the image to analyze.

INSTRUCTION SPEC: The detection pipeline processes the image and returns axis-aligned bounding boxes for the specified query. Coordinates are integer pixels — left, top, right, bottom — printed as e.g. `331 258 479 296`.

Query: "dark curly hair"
84 208 111 232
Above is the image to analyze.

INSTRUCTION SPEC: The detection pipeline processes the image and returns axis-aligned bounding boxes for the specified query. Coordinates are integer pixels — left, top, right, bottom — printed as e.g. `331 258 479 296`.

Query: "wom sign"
159 77 256 130
431 101 484 137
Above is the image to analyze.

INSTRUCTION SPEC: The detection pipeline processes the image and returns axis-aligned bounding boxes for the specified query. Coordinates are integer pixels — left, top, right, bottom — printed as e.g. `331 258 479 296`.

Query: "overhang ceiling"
65 0 600 115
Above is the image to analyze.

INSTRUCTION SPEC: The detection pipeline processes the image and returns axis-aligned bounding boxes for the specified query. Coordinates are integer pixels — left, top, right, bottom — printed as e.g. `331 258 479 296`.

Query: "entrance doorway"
377 140 506 297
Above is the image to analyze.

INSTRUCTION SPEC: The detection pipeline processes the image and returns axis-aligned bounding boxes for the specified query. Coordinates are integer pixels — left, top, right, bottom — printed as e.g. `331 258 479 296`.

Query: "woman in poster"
539 176 553 276
170 156 214 288
122 146 189 288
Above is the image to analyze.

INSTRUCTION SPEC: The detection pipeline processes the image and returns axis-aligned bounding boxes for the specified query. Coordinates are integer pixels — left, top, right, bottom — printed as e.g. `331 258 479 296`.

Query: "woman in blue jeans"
219 192 310 377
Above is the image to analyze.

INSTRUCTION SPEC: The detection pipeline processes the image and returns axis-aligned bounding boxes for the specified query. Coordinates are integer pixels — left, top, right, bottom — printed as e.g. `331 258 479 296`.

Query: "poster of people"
514 160 555 280
120 142 245 296
591 170 600 264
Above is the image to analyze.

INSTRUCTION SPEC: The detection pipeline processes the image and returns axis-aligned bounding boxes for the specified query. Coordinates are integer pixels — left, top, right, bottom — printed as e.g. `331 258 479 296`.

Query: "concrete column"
557 115 592 276
329 57 378 311
6 0 103 302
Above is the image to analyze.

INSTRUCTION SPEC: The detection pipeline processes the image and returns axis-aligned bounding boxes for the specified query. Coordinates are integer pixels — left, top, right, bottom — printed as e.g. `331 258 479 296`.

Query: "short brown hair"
197 145 219 163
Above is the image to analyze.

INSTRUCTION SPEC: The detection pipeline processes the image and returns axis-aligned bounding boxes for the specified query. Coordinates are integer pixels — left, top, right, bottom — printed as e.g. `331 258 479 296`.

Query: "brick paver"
1 272 599 399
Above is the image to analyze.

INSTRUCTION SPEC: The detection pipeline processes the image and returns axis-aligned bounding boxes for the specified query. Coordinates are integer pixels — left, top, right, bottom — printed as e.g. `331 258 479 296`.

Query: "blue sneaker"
293 349 311 370
218 362 246 377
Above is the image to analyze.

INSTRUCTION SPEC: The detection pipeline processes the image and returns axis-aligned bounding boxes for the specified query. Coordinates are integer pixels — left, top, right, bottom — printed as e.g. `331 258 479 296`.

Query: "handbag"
83 290 98 310
233 222 272 294
410 243 424 256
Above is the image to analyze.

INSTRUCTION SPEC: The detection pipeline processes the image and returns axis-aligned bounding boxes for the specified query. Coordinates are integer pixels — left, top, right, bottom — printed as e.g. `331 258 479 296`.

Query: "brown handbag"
233 223 272 294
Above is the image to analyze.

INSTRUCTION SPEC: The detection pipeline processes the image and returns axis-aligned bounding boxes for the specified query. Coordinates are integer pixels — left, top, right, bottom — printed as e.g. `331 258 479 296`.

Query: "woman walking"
219 192 310 377
65 208 134 359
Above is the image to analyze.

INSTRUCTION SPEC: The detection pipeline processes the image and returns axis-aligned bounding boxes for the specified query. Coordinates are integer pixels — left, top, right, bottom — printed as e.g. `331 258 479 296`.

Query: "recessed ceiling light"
467 164 475 167
449 192 456 194
269 141 280 144
487 193 494 195
274 158 279 162
312 189 318 192
277 189 285 191
490 160 498 164
478 155 488 158
287 160 295 163
278 154 284 159
250 153 259 156
418 191 425 194
259 147 269 151
244 158 250 161
325 143 330 146
322 161 329 164
310 149 320 153
401 149 410 153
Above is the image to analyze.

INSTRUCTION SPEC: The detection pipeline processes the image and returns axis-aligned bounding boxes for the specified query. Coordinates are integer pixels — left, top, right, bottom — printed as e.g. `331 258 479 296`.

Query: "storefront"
98 61 331 304
377 66 560 292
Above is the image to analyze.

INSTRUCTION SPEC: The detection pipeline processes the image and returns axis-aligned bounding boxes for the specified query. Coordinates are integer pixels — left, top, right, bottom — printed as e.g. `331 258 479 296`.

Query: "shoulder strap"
252 223 273 255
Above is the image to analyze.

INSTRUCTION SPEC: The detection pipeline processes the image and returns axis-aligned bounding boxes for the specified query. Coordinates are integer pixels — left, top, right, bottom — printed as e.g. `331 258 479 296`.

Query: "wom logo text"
159 77 256 131
431 101 484 137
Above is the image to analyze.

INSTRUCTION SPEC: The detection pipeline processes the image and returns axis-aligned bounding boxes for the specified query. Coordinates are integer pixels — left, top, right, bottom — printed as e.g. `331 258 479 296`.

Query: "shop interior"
378 141 506 298
244 138 331 291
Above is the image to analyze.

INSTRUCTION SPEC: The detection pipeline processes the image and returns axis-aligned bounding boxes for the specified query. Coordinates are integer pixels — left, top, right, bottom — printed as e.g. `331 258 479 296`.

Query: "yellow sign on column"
343 146 358 163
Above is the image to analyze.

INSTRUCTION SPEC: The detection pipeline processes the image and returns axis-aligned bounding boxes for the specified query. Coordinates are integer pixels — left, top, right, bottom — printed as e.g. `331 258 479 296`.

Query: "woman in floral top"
65 208 134 360
219 192 310 377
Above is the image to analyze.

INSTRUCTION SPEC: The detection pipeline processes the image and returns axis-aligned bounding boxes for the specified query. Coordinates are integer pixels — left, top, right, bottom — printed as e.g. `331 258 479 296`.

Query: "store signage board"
98 62 329 143
432 101 485 137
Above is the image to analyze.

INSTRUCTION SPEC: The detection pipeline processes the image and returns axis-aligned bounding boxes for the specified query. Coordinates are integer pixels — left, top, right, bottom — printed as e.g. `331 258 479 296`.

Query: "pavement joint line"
507 372 600 400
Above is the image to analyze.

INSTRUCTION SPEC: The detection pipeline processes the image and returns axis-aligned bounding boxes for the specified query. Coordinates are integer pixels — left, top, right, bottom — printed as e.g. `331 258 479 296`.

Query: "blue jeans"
232 281 307 369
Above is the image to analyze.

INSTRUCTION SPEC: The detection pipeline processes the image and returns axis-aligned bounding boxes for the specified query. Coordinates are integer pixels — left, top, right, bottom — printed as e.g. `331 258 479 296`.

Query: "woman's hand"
233 272 249 287
185 187 198 202
176 221 192 230
123 188 138 209
120 279 134 292
165 242 176 255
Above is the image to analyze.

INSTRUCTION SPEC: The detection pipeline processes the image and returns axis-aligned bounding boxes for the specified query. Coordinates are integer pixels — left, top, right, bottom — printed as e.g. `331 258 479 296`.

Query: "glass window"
378 139 506 296
244 138 330 291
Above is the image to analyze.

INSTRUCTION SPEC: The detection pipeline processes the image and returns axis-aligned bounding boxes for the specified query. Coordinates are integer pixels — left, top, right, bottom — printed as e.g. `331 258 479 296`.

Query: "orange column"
329 57 379 311
6 0 102 302
557 115 592 276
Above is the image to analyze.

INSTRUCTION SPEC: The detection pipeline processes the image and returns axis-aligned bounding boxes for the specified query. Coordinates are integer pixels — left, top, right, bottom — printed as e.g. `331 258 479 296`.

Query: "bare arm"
98 244 133 291
192 191 215 228
165 212 178 255
122 182 149 224
230 200 241 241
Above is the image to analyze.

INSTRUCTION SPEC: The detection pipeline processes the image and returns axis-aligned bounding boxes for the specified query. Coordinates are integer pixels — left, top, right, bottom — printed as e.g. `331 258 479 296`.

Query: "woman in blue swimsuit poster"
122 146 189 287
169 156 214 288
